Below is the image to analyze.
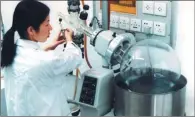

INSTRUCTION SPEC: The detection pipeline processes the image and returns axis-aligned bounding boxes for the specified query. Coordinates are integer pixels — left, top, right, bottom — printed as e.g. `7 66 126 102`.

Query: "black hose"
89 16 102 28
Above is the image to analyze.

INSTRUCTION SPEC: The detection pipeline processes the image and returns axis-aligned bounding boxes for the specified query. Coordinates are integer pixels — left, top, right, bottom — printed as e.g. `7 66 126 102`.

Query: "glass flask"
119 39 181 94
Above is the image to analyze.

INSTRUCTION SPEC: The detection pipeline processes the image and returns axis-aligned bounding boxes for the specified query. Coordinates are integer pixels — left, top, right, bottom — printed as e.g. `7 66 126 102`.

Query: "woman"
1 0 82 116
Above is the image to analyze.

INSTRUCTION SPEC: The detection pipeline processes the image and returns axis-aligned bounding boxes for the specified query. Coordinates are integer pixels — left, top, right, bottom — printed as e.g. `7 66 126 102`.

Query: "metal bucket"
114 73 187 116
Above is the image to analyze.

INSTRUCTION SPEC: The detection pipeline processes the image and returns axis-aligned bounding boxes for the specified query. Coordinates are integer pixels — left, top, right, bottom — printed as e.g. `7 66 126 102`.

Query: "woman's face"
31 15 52 42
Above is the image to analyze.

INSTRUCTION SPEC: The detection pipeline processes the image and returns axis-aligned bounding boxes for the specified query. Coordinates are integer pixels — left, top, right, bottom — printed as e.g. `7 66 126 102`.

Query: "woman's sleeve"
51 41 83 76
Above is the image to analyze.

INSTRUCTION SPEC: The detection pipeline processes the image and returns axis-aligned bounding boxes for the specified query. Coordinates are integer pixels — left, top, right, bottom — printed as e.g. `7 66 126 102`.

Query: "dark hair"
1 0 50 67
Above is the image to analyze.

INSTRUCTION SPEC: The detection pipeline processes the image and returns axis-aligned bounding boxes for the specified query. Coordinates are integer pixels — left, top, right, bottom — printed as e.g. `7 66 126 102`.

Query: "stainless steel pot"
114 73 187 116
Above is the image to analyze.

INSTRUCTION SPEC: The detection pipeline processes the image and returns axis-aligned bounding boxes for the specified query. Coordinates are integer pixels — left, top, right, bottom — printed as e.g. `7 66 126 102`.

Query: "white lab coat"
3 38 82 116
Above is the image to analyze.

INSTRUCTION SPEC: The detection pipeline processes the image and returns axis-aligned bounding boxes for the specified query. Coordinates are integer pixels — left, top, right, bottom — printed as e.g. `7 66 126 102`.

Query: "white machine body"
71 68 114 116
94 30 114 57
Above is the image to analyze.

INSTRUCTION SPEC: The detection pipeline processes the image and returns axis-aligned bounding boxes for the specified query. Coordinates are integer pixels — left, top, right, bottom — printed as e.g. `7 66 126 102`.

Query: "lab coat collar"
16 38 40 50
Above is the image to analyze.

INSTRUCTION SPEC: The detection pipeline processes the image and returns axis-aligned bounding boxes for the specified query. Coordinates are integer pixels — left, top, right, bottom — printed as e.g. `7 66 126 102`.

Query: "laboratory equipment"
67 0 80 13
114 73 187 116
58 7 187 116
61 16 187 116
59 10 136 115
58 2 135 116
60 0 90 48
58 0 187 116
69 68 114 116
58 12 136 67
114 39 187 116
120 39 181 86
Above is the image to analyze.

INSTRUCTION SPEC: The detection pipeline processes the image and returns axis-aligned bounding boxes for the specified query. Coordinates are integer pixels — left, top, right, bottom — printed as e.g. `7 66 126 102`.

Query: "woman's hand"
43 28 74 51
43 31 65 51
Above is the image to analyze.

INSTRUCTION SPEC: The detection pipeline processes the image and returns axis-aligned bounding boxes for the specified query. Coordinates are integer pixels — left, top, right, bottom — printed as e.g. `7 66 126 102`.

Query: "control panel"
73 68 114 116
79 76 97 105
97 1 178 48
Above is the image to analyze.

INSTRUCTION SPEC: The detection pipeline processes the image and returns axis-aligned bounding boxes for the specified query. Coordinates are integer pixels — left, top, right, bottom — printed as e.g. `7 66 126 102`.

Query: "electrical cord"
89 16 102 28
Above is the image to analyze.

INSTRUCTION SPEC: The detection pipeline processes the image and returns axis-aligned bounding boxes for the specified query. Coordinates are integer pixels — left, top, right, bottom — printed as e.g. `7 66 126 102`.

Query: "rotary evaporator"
57 0 187 116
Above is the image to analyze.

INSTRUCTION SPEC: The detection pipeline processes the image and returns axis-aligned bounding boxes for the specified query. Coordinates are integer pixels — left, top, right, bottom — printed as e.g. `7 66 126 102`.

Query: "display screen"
79 76 97 105
100 0 136 14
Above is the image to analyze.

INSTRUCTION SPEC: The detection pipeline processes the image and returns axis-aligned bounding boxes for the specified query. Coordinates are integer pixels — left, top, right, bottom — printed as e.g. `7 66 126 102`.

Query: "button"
87 90 95 97
112 32 116 38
